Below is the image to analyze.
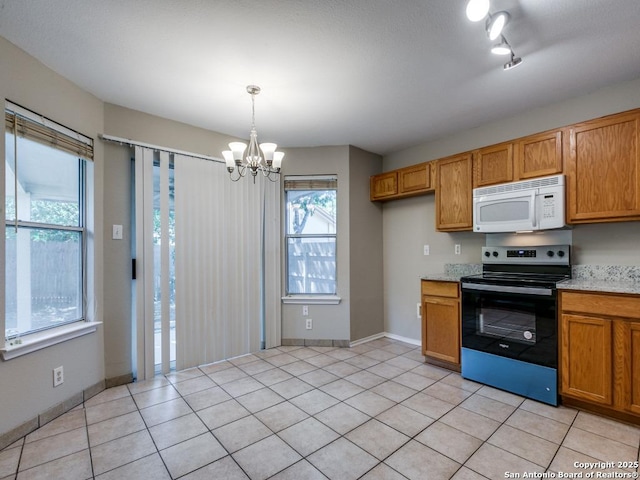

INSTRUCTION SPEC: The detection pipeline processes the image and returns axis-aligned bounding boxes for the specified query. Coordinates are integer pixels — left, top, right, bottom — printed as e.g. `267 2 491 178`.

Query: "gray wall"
348 146 384 341
280 145 385 344
280 146 352 341
0 36 105 435
381 77 640 343
101 104 241 380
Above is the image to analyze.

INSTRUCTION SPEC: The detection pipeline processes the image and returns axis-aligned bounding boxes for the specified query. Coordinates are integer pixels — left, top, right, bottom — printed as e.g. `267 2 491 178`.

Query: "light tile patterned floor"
2 338 640 480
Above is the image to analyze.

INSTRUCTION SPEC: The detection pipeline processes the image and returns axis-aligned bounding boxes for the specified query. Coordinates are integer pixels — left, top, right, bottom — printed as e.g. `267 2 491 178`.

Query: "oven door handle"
461 282 553 296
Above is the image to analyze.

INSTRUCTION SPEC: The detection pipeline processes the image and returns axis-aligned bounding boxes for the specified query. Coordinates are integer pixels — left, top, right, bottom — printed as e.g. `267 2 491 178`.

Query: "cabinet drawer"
421 281 459 298
561 292 640 319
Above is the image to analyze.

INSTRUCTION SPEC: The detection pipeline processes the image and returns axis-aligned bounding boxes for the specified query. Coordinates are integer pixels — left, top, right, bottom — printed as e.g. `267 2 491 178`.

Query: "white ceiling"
1 0 640 155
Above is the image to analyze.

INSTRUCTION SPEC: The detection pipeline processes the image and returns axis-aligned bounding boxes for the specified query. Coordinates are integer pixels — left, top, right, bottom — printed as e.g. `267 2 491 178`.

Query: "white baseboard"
349 332 386 347
350 332 420 348
383 332 421 347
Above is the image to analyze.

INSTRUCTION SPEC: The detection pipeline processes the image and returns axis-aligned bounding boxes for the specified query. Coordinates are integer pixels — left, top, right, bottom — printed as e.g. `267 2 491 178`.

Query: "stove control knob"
557 250 565 258
547 250 555 257
492 251 499 257
484 251 491 258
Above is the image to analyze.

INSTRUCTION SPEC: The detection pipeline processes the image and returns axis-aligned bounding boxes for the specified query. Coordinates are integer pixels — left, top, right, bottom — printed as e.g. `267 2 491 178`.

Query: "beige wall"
381 77 640 343
0 36 105 435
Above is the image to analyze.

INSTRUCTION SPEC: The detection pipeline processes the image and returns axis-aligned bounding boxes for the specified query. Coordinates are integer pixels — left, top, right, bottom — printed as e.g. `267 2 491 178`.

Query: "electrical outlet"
305 319 313 330
302 305 308 316
417 302 422 318
454 244 461 255
423 245 430 255
53 366 64 387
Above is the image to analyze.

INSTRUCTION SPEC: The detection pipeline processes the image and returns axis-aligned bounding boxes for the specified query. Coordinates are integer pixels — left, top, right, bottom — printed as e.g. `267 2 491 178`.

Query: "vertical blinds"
5 102 94 160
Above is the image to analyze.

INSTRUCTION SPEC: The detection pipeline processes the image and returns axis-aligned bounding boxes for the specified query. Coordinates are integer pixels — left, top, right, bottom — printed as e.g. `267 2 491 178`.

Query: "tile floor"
2 338 640 480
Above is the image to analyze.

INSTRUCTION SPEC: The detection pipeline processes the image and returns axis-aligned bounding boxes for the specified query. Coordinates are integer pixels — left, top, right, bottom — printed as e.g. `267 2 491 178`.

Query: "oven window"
478 305 536 345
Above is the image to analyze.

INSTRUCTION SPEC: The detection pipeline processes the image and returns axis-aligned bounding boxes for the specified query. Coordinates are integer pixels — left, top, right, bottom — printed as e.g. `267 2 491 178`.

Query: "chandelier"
222 85 284 182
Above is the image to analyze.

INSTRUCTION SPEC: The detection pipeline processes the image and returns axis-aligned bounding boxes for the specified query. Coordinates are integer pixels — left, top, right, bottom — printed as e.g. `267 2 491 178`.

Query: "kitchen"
1 1 640 477
376 102 640 424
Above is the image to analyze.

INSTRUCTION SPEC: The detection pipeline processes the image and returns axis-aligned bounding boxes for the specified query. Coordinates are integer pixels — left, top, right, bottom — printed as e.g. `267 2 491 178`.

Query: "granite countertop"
421 263 481 283
557 278 640 295
421 263 640 295
560 265 640 295
421 273 464 282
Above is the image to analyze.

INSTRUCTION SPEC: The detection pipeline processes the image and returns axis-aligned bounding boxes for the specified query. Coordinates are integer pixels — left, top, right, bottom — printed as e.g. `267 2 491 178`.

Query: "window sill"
281 296 341 305
1 322 101 361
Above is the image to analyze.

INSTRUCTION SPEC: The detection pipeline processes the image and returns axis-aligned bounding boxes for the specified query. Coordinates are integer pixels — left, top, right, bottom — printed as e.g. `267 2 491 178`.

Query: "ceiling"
1 0 640 156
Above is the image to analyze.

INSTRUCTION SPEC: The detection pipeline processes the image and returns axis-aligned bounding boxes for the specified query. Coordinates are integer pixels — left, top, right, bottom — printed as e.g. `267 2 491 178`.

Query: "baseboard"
281 338 350 348
350 331 420 348
105 372 134 389
383 332 421 347
349 332 386 347
0 378 106 450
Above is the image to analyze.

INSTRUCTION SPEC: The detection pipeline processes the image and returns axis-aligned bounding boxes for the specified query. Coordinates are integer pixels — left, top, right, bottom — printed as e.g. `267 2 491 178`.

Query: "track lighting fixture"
503 51 523 70
464 0 522 70
491 36 512 55
486 11 509 41
465 0 490 22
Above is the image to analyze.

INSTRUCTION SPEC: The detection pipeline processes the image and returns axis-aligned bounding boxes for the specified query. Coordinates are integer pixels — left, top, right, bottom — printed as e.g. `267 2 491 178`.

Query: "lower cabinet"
560 291 640 421
421 280 460 369
561 313 613 405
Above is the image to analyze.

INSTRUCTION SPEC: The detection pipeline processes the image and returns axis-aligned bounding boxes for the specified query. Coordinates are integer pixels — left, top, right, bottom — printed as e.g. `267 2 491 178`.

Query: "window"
285 176 337 295
4 103 92 341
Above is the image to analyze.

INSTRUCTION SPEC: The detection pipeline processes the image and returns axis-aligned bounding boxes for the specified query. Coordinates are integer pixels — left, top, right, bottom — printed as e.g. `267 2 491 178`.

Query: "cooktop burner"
461 271 569 288
461 245 572 288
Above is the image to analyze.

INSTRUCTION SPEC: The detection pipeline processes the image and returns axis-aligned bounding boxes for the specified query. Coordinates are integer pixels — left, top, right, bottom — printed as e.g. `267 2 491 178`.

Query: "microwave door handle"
530 192 537 228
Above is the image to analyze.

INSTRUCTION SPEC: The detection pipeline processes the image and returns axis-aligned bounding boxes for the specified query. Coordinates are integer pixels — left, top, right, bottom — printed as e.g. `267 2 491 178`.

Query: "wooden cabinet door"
399 162 432 194
516 130 563 180
566 111 640 223
561 313 613 405
436 153 473 231
617 320 640 415
474 142 514 187
422 295 460 365
370 171 398 201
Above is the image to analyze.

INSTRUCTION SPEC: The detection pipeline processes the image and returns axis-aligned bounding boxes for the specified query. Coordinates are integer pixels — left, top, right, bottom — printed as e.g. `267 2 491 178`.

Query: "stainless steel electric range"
460 245 571 406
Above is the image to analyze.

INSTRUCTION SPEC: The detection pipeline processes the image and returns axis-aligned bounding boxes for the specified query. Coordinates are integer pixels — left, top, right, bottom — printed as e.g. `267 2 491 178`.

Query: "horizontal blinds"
284 175 337 190
5 105 94 160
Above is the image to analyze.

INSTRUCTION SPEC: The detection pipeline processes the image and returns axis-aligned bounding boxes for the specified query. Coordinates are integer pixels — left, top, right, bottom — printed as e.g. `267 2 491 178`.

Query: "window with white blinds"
4 101 92 341
284 175 338 295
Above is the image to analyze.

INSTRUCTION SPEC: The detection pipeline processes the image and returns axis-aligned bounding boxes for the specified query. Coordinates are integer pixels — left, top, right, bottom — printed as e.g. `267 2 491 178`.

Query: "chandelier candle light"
223 85 284 182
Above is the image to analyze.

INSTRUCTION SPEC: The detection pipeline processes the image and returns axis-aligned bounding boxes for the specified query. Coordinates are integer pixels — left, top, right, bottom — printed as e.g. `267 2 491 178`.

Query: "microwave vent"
474 175 563 197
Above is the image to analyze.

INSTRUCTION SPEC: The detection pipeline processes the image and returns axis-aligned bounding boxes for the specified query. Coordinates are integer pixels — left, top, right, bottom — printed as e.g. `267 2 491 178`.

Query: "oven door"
461 283 557 368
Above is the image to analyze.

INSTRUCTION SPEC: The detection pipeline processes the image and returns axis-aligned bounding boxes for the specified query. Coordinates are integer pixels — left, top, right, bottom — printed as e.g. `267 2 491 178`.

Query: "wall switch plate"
53 366 64 387
417 302 422 318
112 224 123 240
302 305 308 316
423 245 430 255
454 244 461 255
305 319 313 330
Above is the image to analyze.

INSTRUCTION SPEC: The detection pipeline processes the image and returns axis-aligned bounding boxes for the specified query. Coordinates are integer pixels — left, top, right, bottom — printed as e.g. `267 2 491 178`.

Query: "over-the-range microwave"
473 174 566 233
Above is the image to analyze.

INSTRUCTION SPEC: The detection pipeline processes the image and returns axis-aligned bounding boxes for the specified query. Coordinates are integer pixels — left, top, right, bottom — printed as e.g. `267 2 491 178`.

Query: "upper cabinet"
515 129 563 180
370 107 640 228
370 171 398 201
566 110 640 223
473 130 564 188
436 153 473 231
370 162 434 202
474 142 514 188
